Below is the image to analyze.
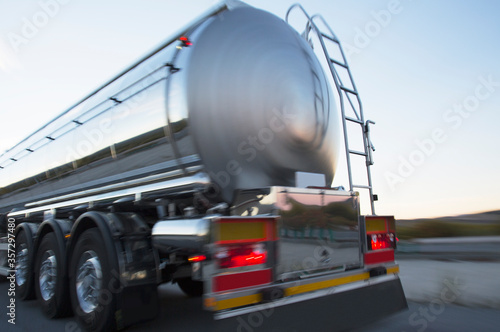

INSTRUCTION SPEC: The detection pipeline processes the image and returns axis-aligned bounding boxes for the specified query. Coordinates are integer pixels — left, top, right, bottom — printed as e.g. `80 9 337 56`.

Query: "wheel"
70 228 117 331
34 232 72 318
15 230 36 300
177 277 203 297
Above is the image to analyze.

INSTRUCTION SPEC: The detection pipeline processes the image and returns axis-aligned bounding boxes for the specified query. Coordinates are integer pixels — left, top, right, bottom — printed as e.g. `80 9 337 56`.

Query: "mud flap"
117 283 159 329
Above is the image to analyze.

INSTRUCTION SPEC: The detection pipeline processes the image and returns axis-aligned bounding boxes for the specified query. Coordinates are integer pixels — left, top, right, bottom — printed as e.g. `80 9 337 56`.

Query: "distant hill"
395 210 500 239
398 210 500 225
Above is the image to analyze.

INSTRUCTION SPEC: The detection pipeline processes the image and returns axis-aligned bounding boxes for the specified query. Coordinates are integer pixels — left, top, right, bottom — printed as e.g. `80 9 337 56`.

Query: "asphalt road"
355 301 500 332
1 274 499 332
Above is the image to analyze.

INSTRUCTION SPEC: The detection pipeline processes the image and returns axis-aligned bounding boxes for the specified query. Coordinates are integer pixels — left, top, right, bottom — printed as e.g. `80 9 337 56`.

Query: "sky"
0 0 499 219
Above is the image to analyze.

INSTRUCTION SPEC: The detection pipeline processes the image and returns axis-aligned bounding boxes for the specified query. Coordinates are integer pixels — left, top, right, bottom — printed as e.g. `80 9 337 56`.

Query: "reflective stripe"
387 265 399 274
284 272 370 297
216 294 262 311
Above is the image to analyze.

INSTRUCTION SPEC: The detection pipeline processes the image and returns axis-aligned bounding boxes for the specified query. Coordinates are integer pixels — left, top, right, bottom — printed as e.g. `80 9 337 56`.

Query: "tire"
34 232 72 318
177 277 203 297
69 228 117 331
15 230 36 300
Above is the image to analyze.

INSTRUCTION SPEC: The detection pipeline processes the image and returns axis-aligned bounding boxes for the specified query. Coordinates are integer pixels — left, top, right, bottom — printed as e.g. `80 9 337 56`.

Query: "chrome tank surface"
183 6 339 202
0 3 339 212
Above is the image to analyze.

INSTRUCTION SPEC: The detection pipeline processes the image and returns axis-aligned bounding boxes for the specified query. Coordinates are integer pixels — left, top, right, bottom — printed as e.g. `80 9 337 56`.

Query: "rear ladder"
286 4 377 214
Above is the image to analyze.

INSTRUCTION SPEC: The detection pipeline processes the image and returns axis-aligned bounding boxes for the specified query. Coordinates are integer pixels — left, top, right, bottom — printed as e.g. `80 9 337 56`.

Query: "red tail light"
188 254 207 263
216 243 267 269
368 233 396 251
179 36 192 46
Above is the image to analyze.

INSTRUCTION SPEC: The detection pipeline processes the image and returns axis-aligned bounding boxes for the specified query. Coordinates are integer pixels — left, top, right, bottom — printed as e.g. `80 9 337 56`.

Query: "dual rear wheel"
34 232 72 318
15 230 35 300
69 228 117 331
19 225 175 330
27 228 117 330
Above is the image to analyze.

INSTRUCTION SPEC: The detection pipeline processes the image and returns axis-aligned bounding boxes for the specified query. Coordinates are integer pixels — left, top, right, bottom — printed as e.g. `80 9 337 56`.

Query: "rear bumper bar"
211 275 407 331
206 263 401 316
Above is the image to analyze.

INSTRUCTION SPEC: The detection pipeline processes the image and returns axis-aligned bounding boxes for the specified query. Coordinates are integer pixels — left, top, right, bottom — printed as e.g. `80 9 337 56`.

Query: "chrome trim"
8 172 211 217
26 165 203 208
152 216 215 251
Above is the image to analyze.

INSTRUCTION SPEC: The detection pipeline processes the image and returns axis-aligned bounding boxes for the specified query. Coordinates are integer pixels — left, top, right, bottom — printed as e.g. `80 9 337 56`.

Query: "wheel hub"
76 250 102 313
16 245 29 286
39 250 57 301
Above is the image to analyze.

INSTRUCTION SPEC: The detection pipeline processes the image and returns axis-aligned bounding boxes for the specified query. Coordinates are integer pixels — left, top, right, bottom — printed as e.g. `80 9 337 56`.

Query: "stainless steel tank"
0 3 339 212
173 5 339 202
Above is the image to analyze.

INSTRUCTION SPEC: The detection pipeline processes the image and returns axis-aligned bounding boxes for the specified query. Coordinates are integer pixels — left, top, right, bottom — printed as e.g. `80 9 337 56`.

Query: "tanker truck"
0 1 406 331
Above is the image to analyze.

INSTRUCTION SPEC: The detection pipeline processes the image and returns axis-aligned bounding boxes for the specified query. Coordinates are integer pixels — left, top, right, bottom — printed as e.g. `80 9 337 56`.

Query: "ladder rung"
353 184 372 190
349 149 367 156
345 116 363 124
321 33 338 43
330 58 348 69
340 86 358 95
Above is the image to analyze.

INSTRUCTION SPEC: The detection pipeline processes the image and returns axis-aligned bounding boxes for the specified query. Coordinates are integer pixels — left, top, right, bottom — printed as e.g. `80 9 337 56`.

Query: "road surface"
1 258 500 331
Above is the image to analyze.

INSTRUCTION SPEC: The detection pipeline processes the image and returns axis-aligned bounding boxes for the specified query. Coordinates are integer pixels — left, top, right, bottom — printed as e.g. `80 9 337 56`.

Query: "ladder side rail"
305 19 357 193
312 15 365 124
300 15 356 193
285 4 355 193
315 15 377 215
312 13 377 164
364 120 376 213
312 15 364 109
287 4 379 209
312 14 377 214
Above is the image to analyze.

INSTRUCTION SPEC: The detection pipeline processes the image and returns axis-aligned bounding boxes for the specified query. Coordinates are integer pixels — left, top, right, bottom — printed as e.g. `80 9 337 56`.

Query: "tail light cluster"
215 243 267 269
364 216 397 265
210 217 278 293
368 233 396 251
365 216 397 251
214 217 277 270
